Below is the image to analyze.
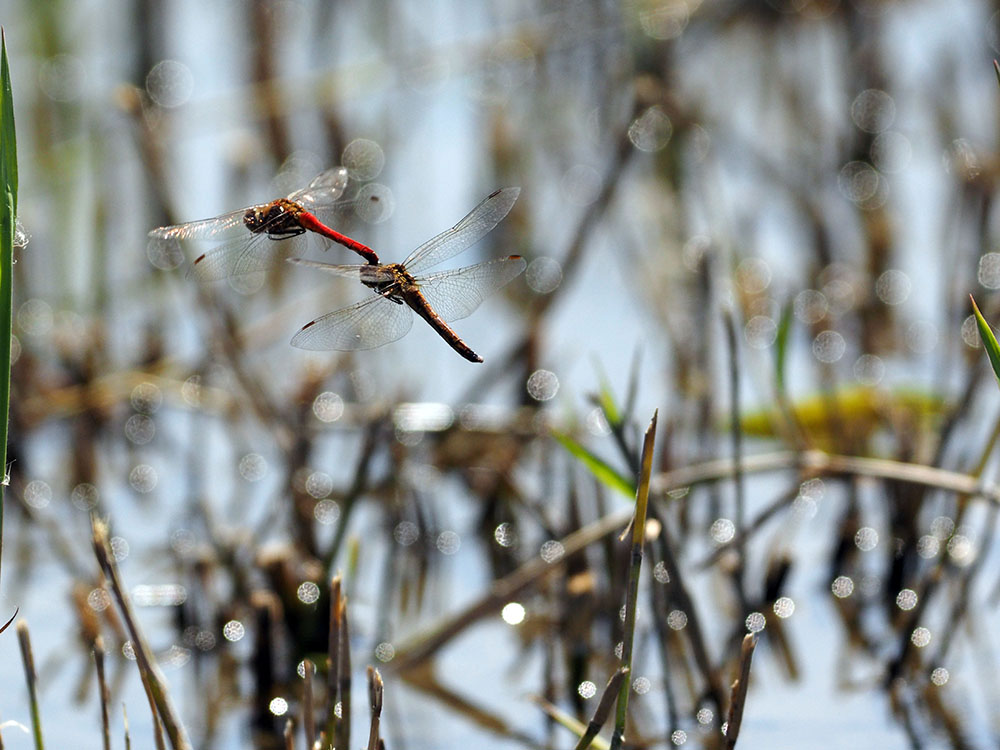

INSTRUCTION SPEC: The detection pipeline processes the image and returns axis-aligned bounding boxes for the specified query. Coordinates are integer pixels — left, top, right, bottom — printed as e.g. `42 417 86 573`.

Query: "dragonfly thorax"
359 264 416 303
243 198 306 236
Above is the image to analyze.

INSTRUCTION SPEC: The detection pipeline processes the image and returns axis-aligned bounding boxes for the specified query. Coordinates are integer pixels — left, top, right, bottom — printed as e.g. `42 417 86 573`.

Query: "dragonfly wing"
286 257 367 281
148 207 248 241
403 187 520 274
288 167 350 208
190 232 300 281
416 256 526 322
291 294 413 351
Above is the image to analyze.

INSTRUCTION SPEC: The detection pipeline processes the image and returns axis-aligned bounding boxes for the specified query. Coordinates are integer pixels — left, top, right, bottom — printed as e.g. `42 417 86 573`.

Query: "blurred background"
2 0 1000 748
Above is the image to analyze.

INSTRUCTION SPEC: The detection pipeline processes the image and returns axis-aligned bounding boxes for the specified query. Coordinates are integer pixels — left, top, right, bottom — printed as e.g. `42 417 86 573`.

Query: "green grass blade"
552 430 635 498
590 358 622 428
0 28 17 590
971 295 1000 388
774 297 793 393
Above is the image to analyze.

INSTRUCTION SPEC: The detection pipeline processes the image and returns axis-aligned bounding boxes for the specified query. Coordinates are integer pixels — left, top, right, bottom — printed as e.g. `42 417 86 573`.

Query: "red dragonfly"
288 187 524 363
148 167 384 280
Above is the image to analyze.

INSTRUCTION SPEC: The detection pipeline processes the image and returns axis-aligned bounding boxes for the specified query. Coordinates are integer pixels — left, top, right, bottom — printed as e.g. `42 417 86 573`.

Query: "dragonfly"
148 167 384 280
288 187 524 363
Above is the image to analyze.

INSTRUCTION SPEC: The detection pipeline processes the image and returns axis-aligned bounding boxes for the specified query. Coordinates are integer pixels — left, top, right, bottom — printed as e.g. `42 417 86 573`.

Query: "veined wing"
290 294 413 351
288 167 350 208
286 257 368 282
191 232 303 281
416 256 526 322
148 207 249 241
403 187 520 275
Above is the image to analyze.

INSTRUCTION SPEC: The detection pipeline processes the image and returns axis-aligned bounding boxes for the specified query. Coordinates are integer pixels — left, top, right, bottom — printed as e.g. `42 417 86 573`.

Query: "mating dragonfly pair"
149 167 524 362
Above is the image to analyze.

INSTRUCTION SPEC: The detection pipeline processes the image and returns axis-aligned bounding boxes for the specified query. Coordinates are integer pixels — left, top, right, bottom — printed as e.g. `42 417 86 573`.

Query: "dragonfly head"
243 206 267 232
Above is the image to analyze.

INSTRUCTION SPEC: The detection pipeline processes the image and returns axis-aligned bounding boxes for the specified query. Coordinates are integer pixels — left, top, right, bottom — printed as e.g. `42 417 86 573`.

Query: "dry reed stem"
572 667 628 750
650 450 1000 503
528 694 610 750
94 637 111 750
91 517 192 750
16 620 43 750
366 666 383 750
336 598 352 750
389 507 633 670
326 573 342 745
724 633 758 749
138 661 167 750
302 658 316 750
393 447 1000 676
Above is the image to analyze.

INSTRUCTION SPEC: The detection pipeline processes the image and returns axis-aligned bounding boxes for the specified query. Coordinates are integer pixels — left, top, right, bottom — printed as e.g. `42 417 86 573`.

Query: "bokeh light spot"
375 642 396 662
745 612 766 633
501 602 526 625
628 106 672 152
342 139 385 181
297 581 320 604
146 60 194 108
812 330 846 363
526 257 563 294
313 391 345 422
855 527 878 551
223 620 245 642
831 575 855 598
526 370 559 401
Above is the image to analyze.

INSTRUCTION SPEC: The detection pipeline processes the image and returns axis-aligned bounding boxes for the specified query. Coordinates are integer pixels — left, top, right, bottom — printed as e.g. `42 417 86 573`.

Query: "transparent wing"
148 207 249 241
291 294 413 351
190 232 307 281
416 256 526 322
288 167 350 208
403 187 520 274
286 257 367 281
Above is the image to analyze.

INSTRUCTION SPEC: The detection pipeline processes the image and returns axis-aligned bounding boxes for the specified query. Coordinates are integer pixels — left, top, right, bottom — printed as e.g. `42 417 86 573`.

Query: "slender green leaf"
774 296 793 392
971 295 1000 389
610 411 657 750
552 430 635 498
590 358 622 428
0 28 16 591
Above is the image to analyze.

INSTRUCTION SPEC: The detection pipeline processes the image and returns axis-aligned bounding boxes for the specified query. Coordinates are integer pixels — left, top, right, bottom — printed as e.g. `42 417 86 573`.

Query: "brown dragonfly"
148 167 387 280
288 187 524 363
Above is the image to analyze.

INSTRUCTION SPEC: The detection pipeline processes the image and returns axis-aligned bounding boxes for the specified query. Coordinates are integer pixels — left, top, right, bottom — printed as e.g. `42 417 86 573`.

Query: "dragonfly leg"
268 227 307 240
